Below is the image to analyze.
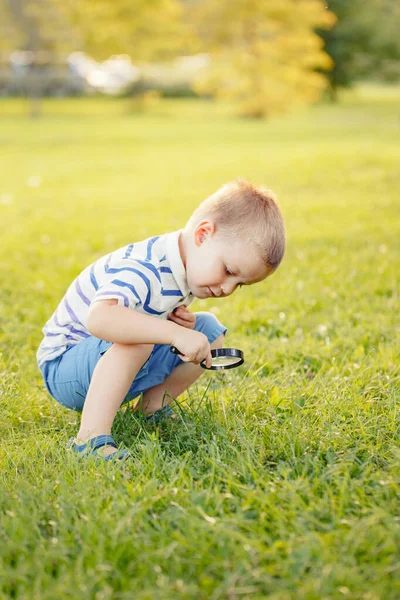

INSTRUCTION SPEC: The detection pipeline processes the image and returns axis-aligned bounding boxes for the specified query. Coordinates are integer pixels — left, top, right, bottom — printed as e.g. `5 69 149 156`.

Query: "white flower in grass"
27 175 41 188
0 193 13 205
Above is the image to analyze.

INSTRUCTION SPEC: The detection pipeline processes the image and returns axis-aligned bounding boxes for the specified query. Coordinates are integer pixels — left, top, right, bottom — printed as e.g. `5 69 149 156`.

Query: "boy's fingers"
171 317 186 326
168 314 195 329
168 312 184 322
181 313 196 324
169 310 195 321
174 306 194 319
174 313 192 322
182 316 196 325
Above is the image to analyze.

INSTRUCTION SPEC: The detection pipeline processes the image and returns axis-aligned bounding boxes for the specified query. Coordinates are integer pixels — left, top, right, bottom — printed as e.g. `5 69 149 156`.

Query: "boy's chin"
191 285 211 299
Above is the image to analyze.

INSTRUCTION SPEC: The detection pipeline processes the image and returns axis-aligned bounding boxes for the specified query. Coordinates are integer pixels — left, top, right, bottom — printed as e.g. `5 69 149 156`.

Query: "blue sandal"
67 435 131 462
143 405 177 424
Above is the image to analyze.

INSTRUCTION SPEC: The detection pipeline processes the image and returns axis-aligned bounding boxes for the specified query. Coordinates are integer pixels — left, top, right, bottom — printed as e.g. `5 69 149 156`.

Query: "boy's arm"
87 299 179 345
168 305 196 329
86 299 212 366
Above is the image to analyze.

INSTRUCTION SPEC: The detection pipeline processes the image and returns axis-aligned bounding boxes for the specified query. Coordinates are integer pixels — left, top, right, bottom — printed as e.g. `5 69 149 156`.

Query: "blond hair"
187 179 285 271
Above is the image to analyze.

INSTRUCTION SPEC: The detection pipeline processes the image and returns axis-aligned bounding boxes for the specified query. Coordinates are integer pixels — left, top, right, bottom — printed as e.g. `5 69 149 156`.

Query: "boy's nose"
221 282 237 296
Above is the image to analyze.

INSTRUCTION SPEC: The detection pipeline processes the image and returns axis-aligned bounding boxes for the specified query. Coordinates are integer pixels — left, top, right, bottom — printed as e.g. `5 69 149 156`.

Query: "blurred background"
1 0 400 117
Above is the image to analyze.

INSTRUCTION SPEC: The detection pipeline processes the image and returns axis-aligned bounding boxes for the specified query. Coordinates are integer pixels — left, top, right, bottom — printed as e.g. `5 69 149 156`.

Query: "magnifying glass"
170 346 244 370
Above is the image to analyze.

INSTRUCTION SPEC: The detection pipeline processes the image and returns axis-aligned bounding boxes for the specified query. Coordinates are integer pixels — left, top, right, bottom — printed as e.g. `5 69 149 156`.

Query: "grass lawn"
0 84 399 599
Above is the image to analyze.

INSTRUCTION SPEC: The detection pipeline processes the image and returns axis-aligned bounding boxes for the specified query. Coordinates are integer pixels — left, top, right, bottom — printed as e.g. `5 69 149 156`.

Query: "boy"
37 179 285 461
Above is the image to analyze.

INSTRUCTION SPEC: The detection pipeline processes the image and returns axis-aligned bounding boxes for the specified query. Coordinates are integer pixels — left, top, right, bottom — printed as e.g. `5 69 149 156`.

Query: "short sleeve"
90 256 162 313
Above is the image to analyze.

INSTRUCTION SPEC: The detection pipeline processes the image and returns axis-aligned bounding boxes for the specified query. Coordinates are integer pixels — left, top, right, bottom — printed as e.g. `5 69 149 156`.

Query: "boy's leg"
129 312 227 415
41 312 226 456
136 333 225 415
76 342 154 450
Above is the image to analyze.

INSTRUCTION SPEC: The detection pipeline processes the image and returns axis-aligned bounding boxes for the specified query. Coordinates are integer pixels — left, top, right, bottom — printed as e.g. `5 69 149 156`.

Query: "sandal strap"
162 405 175 418
144 405 175 422
67 436 130 461
103 448 131 462
87 435 117 451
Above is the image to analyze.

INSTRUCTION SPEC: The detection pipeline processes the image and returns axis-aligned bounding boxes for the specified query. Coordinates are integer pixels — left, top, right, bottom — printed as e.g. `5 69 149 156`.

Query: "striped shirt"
37 230 194 367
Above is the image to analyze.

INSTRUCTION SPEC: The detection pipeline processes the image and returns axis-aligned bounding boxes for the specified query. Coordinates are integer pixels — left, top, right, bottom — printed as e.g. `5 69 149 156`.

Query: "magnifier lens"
210 356 241 367
170 346 244 370
201 348 244 370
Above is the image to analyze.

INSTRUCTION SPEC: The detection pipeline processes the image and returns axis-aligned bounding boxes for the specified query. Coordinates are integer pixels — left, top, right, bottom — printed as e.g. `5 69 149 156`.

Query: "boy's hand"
167 306 196 330
171 328 212 367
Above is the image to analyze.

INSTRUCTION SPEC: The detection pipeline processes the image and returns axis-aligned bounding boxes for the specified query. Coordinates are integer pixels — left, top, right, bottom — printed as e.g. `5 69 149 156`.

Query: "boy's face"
184 220 270 299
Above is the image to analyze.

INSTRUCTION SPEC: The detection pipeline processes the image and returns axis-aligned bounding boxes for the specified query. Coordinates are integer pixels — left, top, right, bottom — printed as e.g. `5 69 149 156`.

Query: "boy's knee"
211 333 225 349
194 311 226 340
112 342 154 362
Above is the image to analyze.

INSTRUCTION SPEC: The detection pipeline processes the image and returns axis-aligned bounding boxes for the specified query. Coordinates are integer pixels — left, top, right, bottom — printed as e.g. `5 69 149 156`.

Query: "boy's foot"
143 405 178 423
67 435 131 461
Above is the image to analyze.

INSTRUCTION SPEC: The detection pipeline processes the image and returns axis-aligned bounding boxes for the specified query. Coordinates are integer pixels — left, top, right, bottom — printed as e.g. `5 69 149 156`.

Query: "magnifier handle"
170 346 182 355
170 345 209 368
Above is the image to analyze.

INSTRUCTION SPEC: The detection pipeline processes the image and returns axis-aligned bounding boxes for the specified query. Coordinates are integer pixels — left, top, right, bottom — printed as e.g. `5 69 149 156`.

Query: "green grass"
1 85 399 599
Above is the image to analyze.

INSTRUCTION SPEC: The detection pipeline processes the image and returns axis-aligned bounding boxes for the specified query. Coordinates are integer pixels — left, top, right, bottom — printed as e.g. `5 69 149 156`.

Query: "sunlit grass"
0 86 399 599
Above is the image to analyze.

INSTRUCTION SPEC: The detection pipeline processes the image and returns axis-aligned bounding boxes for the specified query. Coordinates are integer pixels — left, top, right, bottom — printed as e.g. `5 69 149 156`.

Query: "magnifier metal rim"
201 347 244 370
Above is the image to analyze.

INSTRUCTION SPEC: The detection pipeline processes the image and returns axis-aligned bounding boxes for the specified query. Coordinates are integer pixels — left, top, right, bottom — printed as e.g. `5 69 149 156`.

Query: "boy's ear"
194 221 216 246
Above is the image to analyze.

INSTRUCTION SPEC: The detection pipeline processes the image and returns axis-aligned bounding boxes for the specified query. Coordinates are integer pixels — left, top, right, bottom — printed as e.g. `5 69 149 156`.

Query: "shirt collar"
165 230 190 297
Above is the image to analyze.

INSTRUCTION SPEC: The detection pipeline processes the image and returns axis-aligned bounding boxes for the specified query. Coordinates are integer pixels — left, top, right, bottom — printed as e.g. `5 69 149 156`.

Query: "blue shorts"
39 311 227 412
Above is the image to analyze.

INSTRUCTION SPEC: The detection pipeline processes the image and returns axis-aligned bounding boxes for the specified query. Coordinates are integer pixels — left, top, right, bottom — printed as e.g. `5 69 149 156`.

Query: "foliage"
318 0 400 98
2 0 80 55
188 0 336 117
1 86 400 597
56 0 187 61
1 0 186 61
0 1 24 53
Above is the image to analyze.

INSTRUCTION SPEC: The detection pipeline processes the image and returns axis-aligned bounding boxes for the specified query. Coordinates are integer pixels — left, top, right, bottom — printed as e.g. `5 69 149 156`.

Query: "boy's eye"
226 266 244 288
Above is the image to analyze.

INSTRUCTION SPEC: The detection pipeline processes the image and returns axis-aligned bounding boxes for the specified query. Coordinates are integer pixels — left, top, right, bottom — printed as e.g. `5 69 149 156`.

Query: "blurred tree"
319 0 400 100
2 0 81 115
53 0 186 62
0 1 23 53
1 0 187 114
187 0 336 118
